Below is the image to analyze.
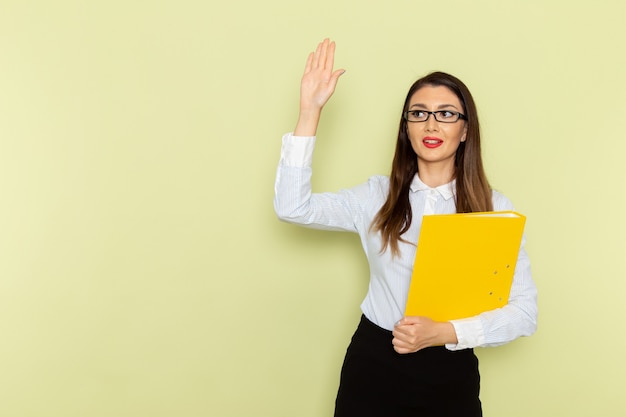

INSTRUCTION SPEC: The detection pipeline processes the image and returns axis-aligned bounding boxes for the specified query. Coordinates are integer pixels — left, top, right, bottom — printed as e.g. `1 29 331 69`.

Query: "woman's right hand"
294 38 345 136
300 38 345 111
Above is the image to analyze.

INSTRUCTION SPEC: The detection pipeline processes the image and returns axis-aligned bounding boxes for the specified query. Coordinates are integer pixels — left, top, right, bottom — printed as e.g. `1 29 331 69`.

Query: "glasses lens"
405 110 427 122
434 111 459 123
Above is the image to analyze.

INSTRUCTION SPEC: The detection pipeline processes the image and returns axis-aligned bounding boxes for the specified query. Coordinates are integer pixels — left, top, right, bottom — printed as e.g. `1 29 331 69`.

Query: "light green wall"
1 0 624 416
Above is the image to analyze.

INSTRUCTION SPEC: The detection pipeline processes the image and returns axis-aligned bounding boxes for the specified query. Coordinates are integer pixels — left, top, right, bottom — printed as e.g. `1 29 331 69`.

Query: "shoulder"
343 175 389 205
491 189 516 211
366 175 390 195
368 174 389 186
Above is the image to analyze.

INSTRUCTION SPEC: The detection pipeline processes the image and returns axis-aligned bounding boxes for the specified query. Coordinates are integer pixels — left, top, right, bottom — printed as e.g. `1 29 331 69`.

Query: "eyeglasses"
403 110 467 123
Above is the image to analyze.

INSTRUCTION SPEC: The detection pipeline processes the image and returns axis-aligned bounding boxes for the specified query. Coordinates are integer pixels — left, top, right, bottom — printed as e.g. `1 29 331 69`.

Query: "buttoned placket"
424 189 439 215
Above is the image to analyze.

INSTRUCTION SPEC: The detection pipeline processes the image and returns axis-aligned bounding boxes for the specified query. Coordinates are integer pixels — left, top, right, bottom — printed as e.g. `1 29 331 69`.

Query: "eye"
410 110 426 119
438 110 455 119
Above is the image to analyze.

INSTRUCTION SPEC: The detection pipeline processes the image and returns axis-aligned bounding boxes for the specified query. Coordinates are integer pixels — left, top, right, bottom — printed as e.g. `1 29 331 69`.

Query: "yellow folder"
404 211 526 321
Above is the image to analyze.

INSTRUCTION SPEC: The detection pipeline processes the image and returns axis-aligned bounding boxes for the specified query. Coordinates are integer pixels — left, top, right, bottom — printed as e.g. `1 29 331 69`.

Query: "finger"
391 336 406 349
401 316 427 325
394 346 409 354
392 338 415 354
318 38 329 70
303 52 314 74
313 40 324 69
392 329 413 345
392 327 405 338
325 40 336 71
392 330 410 341
393 322 413 334
396 345 420 354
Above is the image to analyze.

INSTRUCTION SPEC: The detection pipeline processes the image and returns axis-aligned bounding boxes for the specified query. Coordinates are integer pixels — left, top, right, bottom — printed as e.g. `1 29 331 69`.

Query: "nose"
424 113 439 131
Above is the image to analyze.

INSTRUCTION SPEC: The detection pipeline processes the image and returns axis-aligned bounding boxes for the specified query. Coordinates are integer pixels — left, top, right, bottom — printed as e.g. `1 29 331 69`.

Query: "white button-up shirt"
274 133 537 350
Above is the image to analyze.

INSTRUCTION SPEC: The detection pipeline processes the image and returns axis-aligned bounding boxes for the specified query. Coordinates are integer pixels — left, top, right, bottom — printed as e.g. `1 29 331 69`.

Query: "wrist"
438 322 458 345
294 109 322 136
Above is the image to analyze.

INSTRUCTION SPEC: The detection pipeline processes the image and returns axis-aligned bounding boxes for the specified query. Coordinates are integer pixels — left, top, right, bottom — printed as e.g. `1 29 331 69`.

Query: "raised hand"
300 38 345 111
294 38 345 136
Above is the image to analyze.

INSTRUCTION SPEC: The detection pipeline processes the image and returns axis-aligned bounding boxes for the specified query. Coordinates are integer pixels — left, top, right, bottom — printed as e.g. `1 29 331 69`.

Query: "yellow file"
405 211 526 321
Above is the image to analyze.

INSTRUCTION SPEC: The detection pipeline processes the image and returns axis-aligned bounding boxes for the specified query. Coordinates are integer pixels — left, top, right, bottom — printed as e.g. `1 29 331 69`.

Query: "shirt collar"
409 174 456 200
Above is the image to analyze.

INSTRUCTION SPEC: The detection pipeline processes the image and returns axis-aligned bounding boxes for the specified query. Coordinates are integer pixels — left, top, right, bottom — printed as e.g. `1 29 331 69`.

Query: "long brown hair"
371 72 493 256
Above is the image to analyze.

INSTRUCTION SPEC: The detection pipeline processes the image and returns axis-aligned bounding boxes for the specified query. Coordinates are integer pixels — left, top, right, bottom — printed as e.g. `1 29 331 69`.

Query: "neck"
417 161 455 188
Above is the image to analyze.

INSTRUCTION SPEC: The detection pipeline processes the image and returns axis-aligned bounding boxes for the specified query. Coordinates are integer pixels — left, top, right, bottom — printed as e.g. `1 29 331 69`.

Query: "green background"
1 0 624 415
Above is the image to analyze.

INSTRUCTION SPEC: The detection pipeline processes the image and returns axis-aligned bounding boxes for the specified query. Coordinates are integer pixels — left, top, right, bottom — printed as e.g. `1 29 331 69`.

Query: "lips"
423 136 443 149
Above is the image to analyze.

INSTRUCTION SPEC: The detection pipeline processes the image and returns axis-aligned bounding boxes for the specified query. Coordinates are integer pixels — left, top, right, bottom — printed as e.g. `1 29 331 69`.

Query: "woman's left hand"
392 316 458 354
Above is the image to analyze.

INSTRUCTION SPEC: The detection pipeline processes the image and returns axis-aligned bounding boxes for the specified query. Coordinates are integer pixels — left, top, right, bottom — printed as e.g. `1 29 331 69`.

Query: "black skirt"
334 315 482 417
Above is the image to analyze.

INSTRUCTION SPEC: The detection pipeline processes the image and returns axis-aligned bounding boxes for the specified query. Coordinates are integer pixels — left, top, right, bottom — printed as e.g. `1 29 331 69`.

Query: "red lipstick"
423 136 443 149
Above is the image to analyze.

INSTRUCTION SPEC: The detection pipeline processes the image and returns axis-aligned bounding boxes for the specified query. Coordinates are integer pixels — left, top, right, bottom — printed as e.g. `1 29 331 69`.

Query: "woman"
274 39 537 417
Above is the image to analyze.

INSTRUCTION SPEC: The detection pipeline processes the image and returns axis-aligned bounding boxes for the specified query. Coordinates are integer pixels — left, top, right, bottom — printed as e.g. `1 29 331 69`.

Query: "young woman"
274 38 537 417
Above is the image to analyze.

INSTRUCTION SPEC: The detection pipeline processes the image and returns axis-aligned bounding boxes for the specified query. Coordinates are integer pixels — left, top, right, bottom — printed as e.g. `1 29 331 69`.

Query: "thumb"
329 69 346 87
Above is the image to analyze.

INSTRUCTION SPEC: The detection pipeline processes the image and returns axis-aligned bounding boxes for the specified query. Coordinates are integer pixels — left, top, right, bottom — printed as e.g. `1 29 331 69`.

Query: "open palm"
299 38 345 111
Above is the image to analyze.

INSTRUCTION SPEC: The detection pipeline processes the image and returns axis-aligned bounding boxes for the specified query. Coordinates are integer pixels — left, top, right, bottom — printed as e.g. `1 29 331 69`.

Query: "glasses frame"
403 110 467 123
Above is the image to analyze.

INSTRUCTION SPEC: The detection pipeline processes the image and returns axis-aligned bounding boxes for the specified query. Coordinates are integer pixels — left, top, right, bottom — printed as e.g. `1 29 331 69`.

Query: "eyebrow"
409 103 461 111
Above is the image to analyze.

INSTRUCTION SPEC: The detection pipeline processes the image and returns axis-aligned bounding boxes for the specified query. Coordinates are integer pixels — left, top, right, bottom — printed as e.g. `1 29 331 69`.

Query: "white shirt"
274 133 538 350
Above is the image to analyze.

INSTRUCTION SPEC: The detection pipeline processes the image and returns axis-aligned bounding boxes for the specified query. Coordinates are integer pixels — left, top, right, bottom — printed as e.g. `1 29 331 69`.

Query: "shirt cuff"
445 317 485 351
280 132 316 167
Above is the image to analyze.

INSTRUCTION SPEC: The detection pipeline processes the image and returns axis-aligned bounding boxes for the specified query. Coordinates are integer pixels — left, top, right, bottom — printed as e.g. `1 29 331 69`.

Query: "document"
404 211 526 321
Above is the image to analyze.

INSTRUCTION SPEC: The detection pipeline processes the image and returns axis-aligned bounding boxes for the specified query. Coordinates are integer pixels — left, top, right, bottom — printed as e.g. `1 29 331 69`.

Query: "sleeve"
445 193 538 351
273 132 372 233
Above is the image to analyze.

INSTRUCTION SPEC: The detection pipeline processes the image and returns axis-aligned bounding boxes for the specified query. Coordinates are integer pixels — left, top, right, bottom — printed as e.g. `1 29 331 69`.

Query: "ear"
461 126 468 142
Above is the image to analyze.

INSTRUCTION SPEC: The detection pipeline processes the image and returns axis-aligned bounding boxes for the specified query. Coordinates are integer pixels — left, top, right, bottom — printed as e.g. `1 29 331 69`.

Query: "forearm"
438 321 458 345
294 108 322 137
447 291 537 351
